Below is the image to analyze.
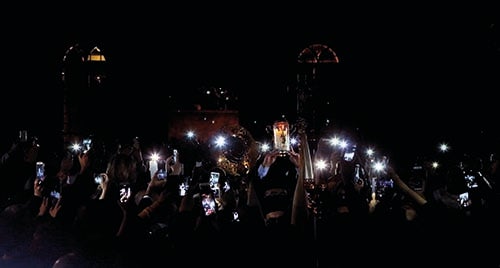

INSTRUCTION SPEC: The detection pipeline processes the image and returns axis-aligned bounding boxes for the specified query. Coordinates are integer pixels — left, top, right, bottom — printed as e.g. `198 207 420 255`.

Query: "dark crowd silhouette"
0 125 499 268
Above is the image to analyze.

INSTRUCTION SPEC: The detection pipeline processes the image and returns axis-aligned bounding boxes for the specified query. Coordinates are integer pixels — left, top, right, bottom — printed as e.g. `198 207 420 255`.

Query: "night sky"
2 3 499 163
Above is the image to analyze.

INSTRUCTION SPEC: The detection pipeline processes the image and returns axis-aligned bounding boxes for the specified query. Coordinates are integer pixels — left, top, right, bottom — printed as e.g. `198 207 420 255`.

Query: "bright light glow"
70 143 81 152
373 161 385 172
315 159 328 170
339 140 348 149
432 161 439 168
366 148 374 156
290 137 298 145
150 152 160 161
439 143 449 152
186 130 195 139
260 143 271 152
329 137 340 146
214 135 226 147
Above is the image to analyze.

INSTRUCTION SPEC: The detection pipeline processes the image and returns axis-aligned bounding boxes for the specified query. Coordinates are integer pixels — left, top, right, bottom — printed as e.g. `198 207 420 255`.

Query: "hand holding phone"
171 149 178 165
458 192 471 208
343 145 356 162
119 184 131 203
210 172 220 186
94 174 103 184
157 169 166 180
36 161 45 180
50 190 61 200
201 192 217 216
82 138 92 153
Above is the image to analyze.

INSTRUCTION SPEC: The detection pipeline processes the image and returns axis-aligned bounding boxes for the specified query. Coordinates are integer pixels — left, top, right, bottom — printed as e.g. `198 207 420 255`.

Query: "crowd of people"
0 126 499 267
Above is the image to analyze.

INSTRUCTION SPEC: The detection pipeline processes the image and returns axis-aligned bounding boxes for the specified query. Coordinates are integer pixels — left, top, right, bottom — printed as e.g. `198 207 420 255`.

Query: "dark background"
2 3 499 165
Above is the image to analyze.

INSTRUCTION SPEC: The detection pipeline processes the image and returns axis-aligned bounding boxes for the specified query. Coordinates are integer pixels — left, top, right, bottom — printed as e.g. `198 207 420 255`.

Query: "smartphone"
119 184 131 203
272 121 290 154
82 138 92 153
19 130 28 143
50 189 61 200
36 161 45 180
353 164 363 185
464 173 478 189
210 172 221 198
179 182 188 196
210 172 220 186
223 181 231 192
49 189 61 205
157 169 166 180
232 211 240 222
458 192 471 208
343 145 356 162
94 174 103 184
171 149 178 164
201 192 217 216
409 165 425 191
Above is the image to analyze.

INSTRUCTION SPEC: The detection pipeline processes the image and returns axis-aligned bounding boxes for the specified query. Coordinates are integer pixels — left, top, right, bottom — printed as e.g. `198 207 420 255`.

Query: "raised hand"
98 173 110 200
78 152 90 174
37 197 50 217
288 147 300 168
145 170 167 196
262 150 280 167
49 197 62 218
167 155 184 176
33 178 44 197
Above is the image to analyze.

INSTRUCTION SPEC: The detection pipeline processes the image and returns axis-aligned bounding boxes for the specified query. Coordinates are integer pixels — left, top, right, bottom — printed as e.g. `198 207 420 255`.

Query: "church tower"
62 44 107 143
